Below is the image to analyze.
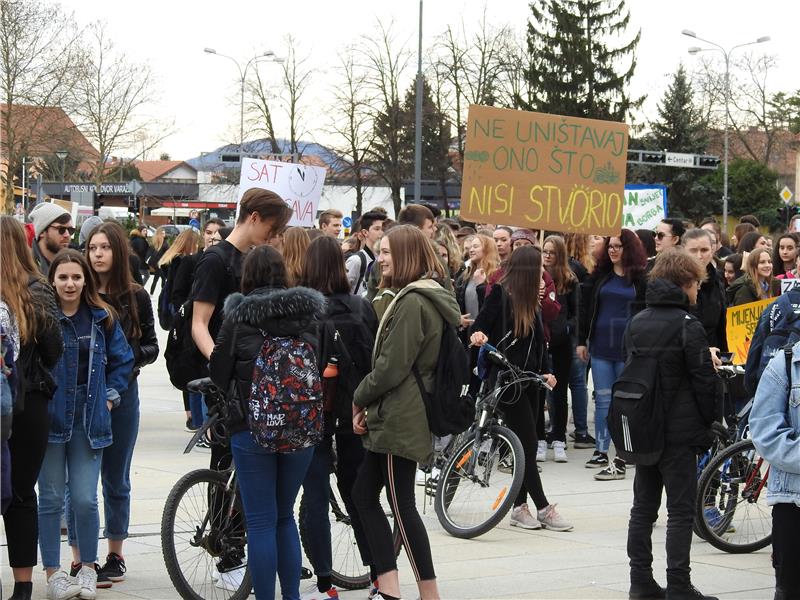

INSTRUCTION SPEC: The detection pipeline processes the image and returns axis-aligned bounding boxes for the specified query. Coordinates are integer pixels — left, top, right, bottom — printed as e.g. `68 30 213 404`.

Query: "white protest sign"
780 278 800 295
622 185 667 230
237 157 326 228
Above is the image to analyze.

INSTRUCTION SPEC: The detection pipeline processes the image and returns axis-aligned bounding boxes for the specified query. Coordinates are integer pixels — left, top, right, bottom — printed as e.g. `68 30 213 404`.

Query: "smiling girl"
40 250 133 600
727 248 780 305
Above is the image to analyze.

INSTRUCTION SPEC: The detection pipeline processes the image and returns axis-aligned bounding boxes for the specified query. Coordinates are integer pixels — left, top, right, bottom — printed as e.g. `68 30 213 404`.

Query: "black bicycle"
433 345 553 539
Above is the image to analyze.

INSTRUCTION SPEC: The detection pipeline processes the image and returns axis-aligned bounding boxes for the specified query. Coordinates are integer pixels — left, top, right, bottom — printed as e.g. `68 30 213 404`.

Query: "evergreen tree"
520 0 642 122
399 78 452 184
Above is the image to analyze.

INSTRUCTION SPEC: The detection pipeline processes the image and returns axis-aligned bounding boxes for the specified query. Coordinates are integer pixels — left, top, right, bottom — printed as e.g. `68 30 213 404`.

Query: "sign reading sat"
459 104 629 235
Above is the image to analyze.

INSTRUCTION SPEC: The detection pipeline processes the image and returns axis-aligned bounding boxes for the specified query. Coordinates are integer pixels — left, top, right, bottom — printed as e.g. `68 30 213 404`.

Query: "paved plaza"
1 310 776 599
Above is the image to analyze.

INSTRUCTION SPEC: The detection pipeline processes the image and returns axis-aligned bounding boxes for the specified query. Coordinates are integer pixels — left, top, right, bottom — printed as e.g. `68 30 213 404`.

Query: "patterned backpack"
248 335 323 453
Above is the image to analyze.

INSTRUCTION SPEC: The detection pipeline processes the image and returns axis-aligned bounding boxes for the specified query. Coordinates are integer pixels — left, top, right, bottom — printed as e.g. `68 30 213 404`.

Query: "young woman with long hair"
434 223 464 280
352 225 457 600
727 248 780 305
469 246 572 532
147 226 169 294
297 236 379 599
282 227 311 286
577 230 648 480
209 246 325 600
40 250 133 600
723 253 744 288
542 235 578 462
454 234 499 337
773 232 799 278
77 222 158 584
0 217 63 600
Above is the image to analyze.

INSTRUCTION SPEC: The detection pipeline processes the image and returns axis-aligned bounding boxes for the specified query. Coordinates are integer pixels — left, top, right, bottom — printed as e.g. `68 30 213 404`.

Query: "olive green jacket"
354 279 461 464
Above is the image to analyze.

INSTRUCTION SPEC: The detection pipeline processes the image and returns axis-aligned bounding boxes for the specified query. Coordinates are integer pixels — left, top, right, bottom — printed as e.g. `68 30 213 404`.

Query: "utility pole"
413 0 423 206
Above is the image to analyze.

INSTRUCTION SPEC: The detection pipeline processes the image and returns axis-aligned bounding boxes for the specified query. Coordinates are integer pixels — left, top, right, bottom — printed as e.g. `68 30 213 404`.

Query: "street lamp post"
414 0 423 207
682 30 770 233
203 48 283 150
55 150 68 201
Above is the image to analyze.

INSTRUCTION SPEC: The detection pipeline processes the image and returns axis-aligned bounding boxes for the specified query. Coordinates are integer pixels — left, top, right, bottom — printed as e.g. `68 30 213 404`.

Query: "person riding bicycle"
623 248 721 600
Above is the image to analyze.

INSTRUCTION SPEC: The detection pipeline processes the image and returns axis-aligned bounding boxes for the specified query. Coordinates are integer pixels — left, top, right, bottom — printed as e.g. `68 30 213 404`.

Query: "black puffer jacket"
625 278 720 448
209 286 327 435
104 287 158 376
690 262 727 351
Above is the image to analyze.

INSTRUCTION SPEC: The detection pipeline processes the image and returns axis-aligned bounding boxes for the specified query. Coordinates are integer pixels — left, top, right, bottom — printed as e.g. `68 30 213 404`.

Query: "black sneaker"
185 418 199 433
630 580 666 599
70 562 112 589
595 457 627 481
99 552 127 582
584 451 608 468
195 436 211 449
573 433 596 449
665 584 718 600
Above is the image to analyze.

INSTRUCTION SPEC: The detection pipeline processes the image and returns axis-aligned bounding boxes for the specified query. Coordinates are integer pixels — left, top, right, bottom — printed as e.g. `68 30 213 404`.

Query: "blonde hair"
282 227 311 286
434 223 463 275
159 229 200 267
459 234 499 285
0 216 46 343
151 227 166 250
564 233 594 272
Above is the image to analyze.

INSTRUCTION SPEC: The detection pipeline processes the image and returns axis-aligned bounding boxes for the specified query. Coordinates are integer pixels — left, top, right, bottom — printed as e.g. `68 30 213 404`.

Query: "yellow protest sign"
726 298 776 364
459 104 629 235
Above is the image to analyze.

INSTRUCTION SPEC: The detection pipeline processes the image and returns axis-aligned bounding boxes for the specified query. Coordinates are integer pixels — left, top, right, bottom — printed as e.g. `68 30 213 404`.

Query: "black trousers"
548 340 572 442
627 444 696 587
507 388 549 511
352 451 435 582
773 503 800 600
3 392 50 568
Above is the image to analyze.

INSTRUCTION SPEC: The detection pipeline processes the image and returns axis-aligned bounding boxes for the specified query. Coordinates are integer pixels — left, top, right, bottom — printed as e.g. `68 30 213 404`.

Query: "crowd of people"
1 195 798 600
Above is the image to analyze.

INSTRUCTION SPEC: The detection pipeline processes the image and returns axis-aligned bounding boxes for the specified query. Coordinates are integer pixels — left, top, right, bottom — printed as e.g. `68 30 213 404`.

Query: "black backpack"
745 292 800 395
608 320 682 466
412 320 473 436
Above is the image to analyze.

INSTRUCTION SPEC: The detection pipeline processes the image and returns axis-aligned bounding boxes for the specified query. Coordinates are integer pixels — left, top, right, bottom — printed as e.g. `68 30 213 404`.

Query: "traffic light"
697 156 721 169
777 205 790 225
94 194 104 214
641 152 665 164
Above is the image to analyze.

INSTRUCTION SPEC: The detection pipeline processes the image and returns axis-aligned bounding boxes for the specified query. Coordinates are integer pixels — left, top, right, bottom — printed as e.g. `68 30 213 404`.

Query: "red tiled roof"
133 160 195 182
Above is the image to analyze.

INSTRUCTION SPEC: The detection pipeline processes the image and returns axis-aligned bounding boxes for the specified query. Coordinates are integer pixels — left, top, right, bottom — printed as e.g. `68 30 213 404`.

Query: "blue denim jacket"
50 304 134 449
750 341 800 507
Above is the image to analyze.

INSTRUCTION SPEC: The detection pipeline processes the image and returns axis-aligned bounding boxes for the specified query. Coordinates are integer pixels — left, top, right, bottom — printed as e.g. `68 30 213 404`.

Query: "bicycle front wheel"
695 439 772 554
161 469 252 600
434 424 525 539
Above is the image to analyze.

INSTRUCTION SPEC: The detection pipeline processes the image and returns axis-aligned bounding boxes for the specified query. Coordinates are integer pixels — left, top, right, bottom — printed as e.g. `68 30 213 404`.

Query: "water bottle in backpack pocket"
249 335 323 453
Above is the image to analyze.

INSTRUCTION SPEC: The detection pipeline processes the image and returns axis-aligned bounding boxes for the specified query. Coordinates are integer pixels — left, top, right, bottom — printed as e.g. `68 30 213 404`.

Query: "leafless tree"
69 22 171 186
325 48 374 215
246 67 282 154
280 36 312 157
0 0 85 211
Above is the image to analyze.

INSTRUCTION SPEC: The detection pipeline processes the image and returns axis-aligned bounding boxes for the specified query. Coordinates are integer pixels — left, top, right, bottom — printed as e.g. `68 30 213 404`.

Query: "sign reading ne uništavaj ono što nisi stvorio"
237 157 327 228
459 104 629 236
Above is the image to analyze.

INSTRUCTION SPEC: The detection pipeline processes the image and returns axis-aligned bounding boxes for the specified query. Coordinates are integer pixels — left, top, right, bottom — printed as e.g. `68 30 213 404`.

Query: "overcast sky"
59 0 799 160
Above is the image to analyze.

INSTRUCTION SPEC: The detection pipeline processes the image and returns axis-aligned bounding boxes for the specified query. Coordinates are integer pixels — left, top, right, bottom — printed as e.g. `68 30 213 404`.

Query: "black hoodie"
625 278 720 448
209 286 327 435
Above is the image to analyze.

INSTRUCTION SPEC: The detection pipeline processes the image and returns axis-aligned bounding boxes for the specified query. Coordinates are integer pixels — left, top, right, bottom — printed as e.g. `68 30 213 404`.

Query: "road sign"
129 180 142 197
665 152 695 167
342 216 352 228
780 186 793 204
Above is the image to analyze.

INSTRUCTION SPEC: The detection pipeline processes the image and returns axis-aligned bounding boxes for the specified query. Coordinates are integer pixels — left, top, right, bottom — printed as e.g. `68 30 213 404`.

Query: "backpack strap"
784 345 793 381
353 251 368 295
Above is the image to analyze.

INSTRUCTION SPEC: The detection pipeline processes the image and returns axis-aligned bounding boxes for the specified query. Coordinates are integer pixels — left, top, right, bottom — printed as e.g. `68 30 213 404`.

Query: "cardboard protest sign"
780 278 800 295
726 298 776 364
623 185 666 230
238 157 326 228
459 104 629 235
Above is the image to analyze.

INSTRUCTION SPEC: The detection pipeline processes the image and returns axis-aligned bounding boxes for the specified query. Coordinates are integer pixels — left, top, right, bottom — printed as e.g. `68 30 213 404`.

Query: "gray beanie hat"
29 202 70 238
79 216 104 246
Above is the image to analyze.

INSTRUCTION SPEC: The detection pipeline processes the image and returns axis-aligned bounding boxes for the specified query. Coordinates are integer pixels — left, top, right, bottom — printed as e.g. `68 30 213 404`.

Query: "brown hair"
649 247 707 288
733 222 756 248
282 227 311 286
434 223 463 275
159 229 200 267
500 245 542 338
0 216 47 343
459 234 499 285
299 236 350 295
381 225 446 289
744 247 775 299
49 249 116 330
397 204 434 229
543 235 577 294
86 222 141 338
237 188 293 235
241 245 288 295
564 233 594 272
319 209 343 227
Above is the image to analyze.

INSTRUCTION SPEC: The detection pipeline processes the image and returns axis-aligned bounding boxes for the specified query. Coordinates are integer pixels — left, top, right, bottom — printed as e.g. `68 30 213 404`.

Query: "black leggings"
548 340 572 442
352 451 435 582
773 503 800 599
3 392 50 568
507 388 549 511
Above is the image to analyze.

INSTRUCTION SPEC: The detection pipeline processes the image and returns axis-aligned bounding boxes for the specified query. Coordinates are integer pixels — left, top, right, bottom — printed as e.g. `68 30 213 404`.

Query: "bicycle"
433 345 553 539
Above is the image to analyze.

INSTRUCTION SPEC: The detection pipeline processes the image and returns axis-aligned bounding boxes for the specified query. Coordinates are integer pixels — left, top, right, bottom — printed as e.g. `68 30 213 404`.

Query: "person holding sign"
726 248 779 306
577 230 648 480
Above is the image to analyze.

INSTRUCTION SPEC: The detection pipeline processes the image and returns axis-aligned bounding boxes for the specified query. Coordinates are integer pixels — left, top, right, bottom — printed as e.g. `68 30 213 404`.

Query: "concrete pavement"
1 306 776 599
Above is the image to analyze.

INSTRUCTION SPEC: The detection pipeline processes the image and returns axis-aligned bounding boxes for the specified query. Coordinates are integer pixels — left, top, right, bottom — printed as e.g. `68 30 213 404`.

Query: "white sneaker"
415 468 427 486
46 571 82 600
552 440 568 463
536 440 547 462
509 503 542 529
76 565 97 600
537 503 574 532
215 565 246 591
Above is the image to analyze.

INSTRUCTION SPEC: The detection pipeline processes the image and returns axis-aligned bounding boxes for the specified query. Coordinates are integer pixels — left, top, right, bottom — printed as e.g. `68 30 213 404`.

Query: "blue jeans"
230 431 314 600
591 357 625 453
190 392 207 429
38 402 103 568
570 344 589 436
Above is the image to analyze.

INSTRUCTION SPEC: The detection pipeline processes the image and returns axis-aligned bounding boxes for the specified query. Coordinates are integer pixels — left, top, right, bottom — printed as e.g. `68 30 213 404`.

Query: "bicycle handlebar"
484 344 553 391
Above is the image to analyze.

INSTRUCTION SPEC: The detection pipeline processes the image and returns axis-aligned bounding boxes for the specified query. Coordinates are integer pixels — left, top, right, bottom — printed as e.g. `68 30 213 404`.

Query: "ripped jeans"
590 357 625 454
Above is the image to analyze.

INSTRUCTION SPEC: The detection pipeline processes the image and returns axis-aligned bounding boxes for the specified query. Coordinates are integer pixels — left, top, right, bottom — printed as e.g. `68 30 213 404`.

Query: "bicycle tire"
161 469 252 600
434 424 525 539
695 439 772 554
299 479 401 590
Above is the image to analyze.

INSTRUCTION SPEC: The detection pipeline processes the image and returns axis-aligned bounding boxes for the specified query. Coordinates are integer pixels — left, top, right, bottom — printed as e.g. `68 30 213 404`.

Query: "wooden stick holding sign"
459 104 629 236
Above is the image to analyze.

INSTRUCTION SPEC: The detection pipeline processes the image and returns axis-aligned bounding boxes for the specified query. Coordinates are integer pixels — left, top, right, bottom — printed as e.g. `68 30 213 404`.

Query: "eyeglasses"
654 231 674 241
49 225 76 236
542 250 556 257
608 244 623 251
